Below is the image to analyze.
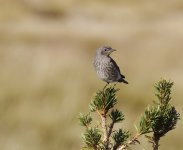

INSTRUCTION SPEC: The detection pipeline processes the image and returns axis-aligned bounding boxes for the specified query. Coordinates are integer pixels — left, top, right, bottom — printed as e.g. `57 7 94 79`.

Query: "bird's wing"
110 58 125 78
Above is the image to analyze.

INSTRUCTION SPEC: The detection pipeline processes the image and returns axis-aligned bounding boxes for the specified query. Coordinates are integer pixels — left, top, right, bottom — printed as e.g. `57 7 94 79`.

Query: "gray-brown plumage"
93 46 128 84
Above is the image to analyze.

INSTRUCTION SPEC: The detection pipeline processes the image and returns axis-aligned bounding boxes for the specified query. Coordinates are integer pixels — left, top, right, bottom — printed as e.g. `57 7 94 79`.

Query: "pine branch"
79 113 92 128
79 79 180 150
90 86 122 150
109 109 125 124
89 86 118 115
139 79 180 150
106 109 125 149
112 129 129 150
82 127 102 150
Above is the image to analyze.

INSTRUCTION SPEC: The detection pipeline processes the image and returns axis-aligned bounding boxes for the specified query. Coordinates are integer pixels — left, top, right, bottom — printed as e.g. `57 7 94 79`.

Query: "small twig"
117 133 142 150
103 83 109 91
106 121 115 149
108 121 115 141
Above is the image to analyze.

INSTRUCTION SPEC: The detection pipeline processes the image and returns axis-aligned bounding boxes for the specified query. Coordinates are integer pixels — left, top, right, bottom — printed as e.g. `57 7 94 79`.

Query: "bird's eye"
104 48 107 51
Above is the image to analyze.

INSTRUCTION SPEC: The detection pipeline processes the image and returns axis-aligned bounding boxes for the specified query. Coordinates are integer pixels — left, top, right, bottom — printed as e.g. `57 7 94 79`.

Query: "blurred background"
0 0 183 149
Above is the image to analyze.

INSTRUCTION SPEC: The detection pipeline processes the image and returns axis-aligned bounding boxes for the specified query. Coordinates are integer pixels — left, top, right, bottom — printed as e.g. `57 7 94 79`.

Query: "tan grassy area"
0 0 183 149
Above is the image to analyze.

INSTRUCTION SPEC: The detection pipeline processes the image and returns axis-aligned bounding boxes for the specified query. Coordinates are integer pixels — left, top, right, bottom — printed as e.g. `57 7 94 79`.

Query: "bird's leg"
103 82 109 91
113 83 117 87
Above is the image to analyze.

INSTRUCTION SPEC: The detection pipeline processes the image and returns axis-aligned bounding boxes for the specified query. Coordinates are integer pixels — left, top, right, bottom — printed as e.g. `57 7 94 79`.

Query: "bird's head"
97 46 116 56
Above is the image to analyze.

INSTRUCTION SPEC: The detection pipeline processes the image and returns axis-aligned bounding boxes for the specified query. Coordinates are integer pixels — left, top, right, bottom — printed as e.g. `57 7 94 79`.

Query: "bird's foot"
103 83 109 91
114 83 117 86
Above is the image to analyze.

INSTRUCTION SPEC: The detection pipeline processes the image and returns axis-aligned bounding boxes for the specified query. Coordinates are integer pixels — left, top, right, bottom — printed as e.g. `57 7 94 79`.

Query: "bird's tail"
119 78 128 84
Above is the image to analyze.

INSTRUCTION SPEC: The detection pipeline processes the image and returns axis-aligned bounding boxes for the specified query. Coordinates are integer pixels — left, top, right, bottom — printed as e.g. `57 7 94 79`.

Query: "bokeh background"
0 0 183 150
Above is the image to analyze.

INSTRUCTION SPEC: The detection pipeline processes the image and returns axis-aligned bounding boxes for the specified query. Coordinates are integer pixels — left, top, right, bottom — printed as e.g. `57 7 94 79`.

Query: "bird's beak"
111 49 116 52
109 49 116 54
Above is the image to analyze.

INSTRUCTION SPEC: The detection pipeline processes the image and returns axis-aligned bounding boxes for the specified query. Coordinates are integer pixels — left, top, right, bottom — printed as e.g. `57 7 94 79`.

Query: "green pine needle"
78 113 92 128
109 109 125 123
112 129 130 149
82 127 102 149
89 86 119 115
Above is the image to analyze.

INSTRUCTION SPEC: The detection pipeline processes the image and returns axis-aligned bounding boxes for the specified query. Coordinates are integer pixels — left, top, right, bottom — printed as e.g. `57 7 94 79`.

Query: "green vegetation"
79 80 180 150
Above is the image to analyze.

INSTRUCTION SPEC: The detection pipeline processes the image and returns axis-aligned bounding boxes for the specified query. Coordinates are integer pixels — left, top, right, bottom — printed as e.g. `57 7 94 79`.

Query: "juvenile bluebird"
93 46 128 84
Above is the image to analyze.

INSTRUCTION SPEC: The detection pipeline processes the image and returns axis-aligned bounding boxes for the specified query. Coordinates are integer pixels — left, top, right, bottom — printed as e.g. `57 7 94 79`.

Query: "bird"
93 45 128 85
